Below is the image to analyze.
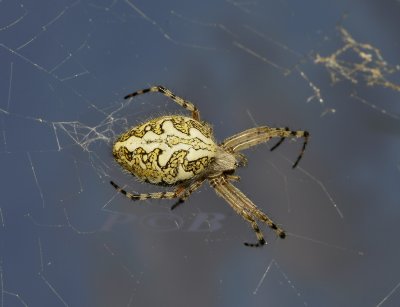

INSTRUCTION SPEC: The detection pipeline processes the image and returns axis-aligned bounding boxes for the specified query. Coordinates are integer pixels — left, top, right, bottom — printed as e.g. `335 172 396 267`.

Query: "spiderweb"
1 1 400 306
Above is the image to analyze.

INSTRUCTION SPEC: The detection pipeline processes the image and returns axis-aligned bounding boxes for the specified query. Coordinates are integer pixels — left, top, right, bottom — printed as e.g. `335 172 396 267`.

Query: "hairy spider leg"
110 181 181 201
210 176 285 247
222 126 309 168
269 127 290 151
110 179 206 209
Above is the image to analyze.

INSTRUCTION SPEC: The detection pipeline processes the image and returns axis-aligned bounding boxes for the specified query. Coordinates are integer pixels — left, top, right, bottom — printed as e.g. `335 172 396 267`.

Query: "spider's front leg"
221 126 309 168
124 85 200 120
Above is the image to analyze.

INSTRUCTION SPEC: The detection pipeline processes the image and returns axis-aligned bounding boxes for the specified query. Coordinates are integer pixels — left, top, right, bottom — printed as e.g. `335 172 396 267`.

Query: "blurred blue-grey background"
1 0 400 306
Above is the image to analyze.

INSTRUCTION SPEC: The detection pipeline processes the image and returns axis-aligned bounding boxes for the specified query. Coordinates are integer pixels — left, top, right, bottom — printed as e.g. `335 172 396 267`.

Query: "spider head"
208 147 242 177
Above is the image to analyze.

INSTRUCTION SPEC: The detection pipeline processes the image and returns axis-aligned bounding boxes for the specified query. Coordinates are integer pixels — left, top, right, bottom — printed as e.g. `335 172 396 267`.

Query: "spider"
111 86 309 247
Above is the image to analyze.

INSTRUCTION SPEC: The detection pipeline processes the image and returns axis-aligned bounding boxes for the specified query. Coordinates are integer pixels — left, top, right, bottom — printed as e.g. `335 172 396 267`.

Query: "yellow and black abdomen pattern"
113 116 217 185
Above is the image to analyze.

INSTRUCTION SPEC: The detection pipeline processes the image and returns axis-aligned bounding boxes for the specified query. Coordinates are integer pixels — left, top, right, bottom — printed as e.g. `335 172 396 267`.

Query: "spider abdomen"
113 115 217 185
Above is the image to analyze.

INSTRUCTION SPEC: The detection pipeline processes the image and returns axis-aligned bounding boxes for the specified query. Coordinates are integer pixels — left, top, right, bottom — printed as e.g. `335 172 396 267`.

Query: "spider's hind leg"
124 85 200 120
110 181 179 201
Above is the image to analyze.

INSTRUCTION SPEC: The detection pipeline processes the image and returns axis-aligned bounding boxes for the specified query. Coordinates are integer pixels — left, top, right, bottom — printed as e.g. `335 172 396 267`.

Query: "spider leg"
292 129 309 168
110 181 179 201
221 126 309 168
243 217 266 247
209 177 265 247
210 176 284 247
111 179 205 209
170 179 205 210
221 177 286 239
124 85 200 120
269 127 289 151
170 198 185 211
225 174 240 182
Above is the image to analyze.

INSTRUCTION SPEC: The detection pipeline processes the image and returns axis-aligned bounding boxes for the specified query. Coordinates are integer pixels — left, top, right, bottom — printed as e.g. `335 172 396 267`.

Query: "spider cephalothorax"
111 86 309 247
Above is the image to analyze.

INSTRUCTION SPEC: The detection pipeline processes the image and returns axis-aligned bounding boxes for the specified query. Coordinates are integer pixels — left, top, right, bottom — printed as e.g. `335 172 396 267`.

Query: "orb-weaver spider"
111 86 309 246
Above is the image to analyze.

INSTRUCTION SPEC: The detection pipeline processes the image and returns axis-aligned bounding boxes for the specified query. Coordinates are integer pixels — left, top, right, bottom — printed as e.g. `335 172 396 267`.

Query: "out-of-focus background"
1 1 400 306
